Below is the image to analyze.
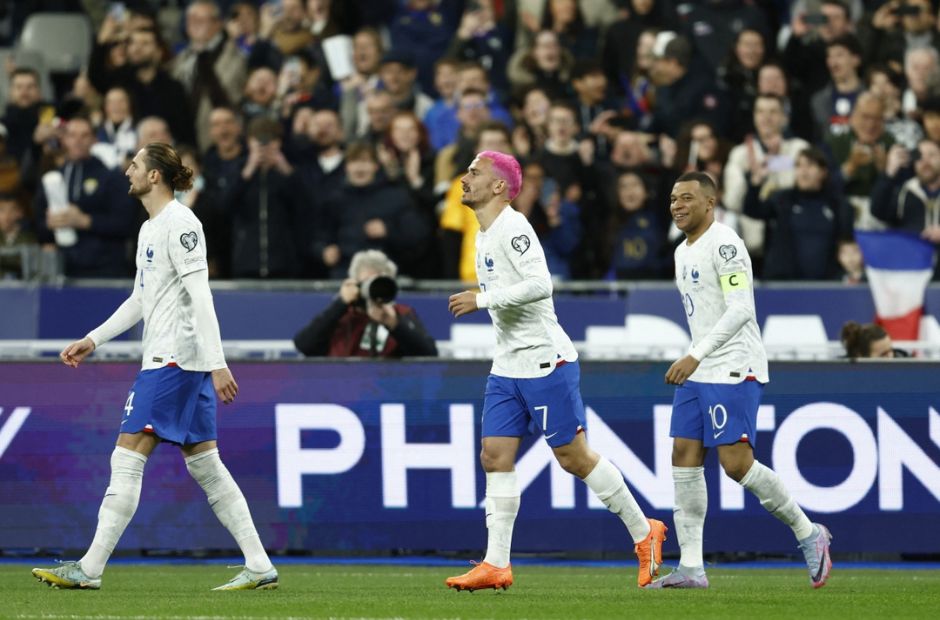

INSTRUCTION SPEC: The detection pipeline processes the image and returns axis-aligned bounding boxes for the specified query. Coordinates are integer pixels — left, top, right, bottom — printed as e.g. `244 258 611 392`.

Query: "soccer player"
444 151 667 591
650 171 832 589
31 143 278 591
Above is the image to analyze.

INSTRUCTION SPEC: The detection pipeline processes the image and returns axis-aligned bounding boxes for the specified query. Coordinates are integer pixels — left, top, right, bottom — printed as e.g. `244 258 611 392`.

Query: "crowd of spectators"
2 0 940 283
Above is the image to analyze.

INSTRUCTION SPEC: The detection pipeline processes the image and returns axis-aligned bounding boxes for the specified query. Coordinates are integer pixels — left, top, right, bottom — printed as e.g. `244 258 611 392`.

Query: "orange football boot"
445 561 513 592
634 518 668 587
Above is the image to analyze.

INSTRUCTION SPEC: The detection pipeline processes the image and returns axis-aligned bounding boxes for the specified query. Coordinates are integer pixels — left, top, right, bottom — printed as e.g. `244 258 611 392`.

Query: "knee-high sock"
185 449 272 573
740 460 814 540
583 458 650 543
673 466 707 569
482 471 519 569
80 447 147 578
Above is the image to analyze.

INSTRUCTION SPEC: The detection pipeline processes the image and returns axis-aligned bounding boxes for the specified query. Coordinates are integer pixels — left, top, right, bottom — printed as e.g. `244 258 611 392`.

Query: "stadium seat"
762 315 828 359
0 48 55 107
448 323 496 359
623 314 691 359
584 326 627 359
16 13 93 74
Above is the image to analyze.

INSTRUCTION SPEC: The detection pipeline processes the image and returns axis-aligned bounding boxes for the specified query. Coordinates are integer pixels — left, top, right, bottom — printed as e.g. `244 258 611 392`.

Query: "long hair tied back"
143 142 194 192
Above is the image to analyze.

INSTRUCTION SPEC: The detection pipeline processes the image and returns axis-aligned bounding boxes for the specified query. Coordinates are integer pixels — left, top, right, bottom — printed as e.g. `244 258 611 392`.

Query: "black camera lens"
360 275 398 304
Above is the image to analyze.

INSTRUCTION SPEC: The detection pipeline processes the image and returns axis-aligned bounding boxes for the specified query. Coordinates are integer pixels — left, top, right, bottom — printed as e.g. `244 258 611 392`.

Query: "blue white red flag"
856 230 935 340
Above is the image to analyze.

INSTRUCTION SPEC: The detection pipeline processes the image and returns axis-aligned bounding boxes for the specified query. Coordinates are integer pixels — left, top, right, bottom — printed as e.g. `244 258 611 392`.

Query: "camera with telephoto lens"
355 275 398 307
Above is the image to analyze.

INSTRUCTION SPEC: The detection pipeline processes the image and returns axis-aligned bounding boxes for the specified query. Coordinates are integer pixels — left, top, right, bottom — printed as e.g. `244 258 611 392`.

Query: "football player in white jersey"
31 144 277 592
444 151 667 592
649 171 832 589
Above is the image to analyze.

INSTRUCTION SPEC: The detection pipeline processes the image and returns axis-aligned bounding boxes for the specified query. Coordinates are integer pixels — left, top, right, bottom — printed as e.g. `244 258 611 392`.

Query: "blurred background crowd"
1 0 940 285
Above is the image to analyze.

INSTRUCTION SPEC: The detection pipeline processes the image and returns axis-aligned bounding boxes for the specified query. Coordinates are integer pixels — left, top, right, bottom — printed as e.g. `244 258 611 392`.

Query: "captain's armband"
720 272 749 293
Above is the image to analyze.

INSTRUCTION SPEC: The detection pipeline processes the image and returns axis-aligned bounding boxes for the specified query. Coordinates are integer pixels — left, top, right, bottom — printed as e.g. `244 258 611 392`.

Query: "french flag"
856 230 935 340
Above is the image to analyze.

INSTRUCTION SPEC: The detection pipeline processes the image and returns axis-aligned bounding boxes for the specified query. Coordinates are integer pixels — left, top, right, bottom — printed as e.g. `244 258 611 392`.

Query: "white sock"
583 458 650 543
740 460 814 541
482 471 519 569
185 449 273 573
673 466 707 570
80 447 147 578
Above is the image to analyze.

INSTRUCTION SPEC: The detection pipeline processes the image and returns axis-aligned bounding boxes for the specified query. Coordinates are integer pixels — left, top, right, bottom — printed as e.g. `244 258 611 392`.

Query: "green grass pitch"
4 563 940 619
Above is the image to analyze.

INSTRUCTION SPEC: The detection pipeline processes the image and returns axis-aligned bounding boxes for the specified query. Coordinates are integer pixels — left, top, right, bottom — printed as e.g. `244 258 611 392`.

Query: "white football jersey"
475 206 578 378
674 221 769 384
135 200 222 371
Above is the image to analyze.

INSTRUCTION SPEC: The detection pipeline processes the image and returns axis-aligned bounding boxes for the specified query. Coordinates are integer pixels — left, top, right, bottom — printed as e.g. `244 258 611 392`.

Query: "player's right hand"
211 367 239 404
60 337 95 368
448 291 479 318
665 354 700 385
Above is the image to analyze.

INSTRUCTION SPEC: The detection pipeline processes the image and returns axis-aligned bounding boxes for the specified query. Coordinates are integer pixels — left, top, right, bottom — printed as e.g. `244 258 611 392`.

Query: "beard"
128 181 151 197
459 188 474 207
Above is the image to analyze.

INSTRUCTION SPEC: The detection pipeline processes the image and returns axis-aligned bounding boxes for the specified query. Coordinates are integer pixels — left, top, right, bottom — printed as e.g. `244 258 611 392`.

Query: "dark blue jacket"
34 156 138 277
744 184 854 280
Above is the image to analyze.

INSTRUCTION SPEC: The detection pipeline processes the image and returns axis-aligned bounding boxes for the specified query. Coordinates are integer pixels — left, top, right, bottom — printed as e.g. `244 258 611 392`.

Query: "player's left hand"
448 291 479 318
211 368 239 404
665 354 700 385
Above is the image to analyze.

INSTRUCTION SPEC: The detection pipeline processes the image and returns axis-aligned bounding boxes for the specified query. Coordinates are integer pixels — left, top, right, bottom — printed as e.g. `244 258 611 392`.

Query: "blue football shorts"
120 364 217 445
670 379 764 448
481 360 587 448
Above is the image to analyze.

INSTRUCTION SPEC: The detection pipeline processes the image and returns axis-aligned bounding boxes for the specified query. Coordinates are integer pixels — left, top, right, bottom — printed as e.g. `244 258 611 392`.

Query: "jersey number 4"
124 391 135 418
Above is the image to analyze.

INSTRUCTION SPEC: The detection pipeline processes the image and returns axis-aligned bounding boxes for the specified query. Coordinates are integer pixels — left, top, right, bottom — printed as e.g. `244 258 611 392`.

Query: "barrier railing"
2 339 938 361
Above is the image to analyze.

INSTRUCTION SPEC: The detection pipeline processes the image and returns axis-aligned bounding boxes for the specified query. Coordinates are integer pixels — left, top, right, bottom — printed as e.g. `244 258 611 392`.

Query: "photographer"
293 250 438 358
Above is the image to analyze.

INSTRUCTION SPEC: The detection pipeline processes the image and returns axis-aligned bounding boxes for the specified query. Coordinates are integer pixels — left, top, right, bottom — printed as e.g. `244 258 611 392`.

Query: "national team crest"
511 235 530 255
180 231 199 252
718 244 737 261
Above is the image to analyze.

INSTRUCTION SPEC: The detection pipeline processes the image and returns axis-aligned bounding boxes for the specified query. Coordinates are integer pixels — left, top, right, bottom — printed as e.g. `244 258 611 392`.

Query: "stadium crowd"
1 0 940 283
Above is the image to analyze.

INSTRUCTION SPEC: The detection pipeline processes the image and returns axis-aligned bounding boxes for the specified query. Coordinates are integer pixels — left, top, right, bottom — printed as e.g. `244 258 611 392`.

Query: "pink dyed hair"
477 150 522 200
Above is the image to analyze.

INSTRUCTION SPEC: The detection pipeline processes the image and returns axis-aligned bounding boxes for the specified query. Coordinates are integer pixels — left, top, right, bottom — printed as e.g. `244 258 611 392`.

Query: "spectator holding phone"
863 0 940 69
229 116 311 278
724 94 810 255
744 147 854 280
783 0 855 98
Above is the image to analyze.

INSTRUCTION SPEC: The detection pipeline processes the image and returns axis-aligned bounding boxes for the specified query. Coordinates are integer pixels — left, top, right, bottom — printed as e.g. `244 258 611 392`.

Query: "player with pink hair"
445 151 667 592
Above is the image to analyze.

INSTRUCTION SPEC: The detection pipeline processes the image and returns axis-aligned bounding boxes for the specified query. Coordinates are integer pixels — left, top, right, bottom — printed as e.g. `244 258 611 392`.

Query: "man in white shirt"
444 150 667 592
31 143 277 592
650 171 832 589
723 94 810 255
